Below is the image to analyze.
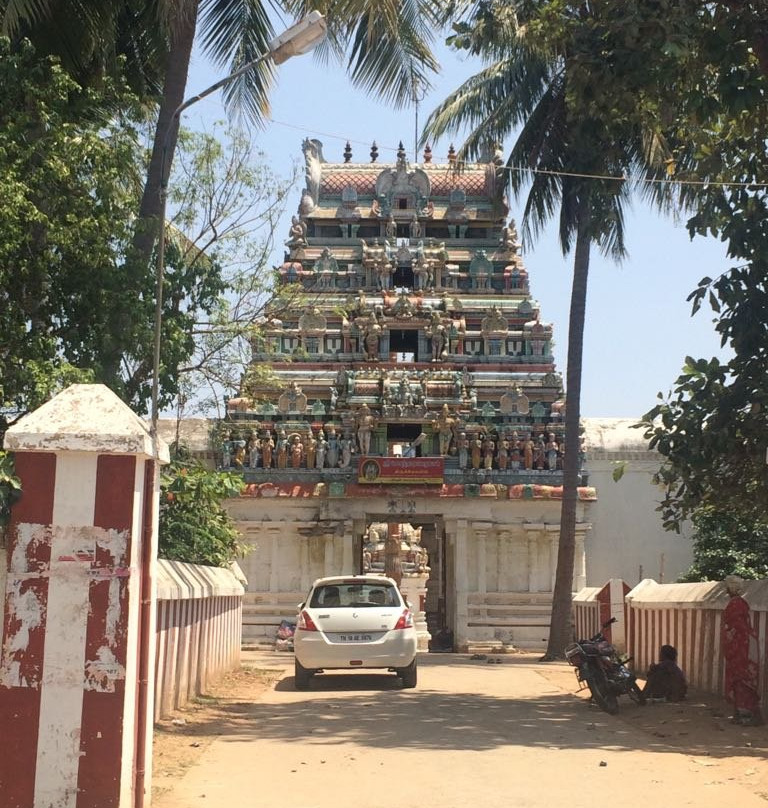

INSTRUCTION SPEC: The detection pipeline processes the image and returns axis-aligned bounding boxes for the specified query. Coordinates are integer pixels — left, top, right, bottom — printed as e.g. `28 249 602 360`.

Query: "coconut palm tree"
2 0 441 269
423 3 667 658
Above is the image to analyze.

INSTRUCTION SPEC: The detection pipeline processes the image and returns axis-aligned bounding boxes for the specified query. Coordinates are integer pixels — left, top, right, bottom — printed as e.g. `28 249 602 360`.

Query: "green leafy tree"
678 507 768 583
159 457 246 566
424 1 669 658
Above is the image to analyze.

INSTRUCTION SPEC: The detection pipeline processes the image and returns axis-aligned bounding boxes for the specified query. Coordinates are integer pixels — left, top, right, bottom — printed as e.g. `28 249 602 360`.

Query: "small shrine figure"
385 215 397 239
482 435 495 470
523 434 535 470
232 439 247 468
248 436 260 469
276 429 289 469
326 426 340 468
509 434 522 470
339 435 354 468
436 404 455 456
290 435 304 469
426 314 447 362
286 214 307 247
316 434 328 469
356 403 377 455
221 439 232 468
471 435 483 469
376 261 394 290
534 434 547 470
363 323 381 361
457 432 469 469
305 434 317 469
261 432 274 468
329 386 339 410
409 214 421 238
498 438 509 471
546 433 559 471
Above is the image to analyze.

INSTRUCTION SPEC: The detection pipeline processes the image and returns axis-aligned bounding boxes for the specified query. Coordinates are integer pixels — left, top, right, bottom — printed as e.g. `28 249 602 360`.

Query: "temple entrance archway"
357 515 451 651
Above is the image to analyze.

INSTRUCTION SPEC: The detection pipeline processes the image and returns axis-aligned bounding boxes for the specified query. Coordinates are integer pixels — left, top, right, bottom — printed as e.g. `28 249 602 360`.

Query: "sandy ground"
152 651 768 806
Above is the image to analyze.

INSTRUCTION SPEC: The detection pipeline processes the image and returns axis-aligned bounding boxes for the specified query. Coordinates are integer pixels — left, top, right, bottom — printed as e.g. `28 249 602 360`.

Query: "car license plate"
338 633 372 642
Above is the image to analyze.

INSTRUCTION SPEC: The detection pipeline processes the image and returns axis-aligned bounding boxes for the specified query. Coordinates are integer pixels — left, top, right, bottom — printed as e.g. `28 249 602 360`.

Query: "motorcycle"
565 617 645 715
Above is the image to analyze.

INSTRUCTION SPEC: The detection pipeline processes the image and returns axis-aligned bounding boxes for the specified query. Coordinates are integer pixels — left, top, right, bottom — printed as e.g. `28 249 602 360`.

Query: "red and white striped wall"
0 384 166 808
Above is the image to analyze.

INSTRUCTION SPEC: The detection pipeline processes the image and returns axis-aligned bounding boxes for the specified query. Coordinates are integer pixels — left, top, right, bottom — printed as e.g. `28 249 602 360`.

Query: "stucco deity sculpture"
261 432 274 469
436 404 455 457
385 215 397 239
276 429 289 469
326 425 340 468
546 433 559 471
356 403 377 455
305 434 317 469
339 435 354 468
363 323 382 361
316 434 328 469
290 435 304 469
471 435 483 469
457 432 469 469
482 435 495 469
286 215 307 247
409 214 421 238
248 436 260 469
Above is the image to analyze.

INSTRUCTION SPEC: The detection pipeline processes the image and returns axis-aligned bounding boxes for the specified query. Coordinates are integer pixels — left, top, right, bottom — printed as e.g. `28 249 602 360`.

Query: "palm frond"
199 0 277 126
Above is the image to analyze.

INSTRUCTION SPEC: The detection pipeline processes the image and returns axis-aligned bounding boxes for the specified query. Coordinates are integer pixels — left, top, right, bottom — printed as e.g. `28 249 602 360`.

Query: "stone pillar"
497 528 511 592
341 520 354 574
574 527 589 591
323 531 335 578
268 526 282 593
0 384 168 808
300 533 311 593
546 524 560 592
473 522 492 597
526 528 539 593
452 520 469 651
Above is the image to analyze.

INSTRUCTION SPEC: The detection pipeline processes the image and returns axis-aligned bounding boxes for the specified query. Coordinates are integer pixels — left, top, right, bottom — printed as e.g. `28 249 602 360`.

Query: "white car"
293 574 418 690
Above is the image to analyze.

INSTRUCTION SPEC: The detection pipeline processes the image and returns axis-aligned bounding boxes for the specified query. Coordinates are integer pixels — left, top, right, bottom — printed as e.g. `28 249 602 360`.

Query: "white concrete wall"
583 418 693 586
154 560 245 720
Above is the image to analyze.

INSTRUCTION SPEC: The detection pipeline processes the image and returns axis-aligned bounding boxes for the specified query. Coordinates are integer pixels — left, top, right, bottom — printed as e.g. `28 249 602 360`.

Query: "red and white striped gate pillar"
0 384 169 808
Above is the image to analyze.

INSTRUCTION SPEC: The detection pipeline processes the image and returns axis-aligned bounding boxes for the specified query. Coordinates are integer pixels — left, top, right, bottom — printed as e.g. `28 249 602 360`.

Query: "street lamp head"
269 10 327 64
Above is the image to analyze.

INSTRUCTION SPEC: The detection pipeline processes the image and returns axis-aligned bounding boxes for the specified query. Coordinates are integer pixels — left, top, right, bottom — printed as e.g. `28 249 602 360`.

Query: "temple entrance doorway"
358 516 452 652
386 422 423 456
392 264 414 289
389 328 419 362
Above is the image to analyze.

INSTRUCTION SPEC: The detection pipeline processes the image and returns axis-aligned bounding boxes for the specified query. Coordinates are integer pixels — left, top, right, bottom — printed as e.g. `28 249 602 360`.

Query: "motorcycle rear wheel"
585 668 619 715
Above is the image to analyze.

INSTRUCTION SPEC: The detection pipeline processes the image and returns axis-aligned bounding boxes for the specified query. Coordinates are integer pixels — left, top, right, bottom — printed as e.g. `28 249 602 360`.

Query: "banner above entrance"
358 457 444 484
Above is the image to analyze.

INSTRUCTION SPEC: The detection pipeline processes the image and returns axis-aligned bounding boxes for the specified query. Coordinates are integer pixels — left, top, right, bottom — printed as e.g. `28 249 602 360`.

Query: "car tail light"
393 608 414 630
297 610 318 631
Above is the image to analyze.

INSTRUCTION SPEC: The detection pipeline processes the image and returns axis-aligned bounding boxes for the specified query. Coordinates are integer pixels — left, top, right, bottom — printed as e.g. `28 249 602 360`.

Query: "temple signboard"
358 457 444 484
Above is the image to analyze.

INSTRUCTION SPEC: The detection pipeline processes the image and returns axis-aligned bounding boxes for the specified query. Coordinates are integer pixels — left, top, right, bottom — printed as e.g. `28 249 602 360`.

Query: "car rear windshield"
309 582 400 609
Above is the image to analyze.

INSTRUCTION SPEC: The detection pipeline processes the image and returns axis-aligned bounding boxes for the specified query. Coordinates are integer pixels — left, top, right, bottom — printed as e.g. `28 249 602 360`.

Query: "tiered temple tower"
221 139 595 652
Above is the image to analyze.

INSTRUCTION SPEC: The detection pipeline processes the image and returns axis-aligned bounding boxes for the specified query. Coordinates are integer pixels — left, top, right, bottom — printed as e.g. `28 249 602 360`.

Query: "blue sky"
184 34 731 419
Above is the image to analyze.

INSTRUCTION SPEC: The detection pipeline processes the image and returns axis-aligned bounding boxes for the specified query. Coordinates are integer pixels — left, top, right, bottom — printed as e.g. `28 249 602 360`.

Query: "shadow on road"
179 653 766 765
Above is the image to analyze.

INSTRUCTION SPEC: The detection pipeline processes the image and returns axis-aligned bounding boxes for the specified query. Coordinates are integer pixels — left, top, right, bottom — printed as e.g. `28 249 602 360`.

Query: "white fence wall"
154 560 245 721
624 578 768 706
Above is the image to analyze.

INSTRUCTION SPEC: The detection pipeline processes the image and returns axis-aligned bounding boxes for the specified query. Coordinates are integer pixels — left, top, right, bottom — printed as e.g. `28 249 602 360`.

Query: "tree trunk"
104 0 200 389
132 0 200 271
543 191 592 660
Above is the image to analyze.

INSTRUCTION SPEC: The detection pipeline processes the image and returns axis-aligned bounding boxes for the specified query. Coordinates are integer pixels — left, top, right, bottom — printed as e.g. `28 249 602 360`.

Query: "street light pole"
149 11 326 443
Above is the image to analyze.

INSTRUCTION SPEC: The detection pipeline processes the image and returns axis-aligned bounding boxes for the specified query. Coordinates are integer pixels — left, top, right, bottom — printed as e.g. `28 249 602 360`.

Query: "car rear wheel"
294 658 313 691
398 659 417 689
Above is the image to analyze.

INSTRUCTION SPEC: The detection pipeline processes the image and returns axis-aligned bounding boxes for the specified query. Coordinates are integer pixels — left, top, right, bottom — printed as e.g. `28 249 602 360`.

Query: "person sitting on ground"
642 644 688 701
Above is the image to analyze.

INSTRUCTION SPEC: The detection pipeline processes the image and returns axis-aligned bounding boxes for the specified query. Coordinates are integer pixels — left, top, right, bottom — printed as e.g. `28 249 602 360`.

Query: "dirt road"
153 652 768 808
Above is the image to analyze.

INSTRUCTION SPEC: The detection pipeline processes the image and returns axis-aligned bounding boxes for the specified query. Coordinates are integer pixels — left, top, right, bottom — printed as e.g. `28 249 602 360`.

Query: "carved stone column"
574 526 590 591
526 527 539 593
268 526 282 593
342 519 354 574
323 531 335 578
300 532 310 593
452 519 469 651
472 522 493 597
497 528 512 592
546 524 560 593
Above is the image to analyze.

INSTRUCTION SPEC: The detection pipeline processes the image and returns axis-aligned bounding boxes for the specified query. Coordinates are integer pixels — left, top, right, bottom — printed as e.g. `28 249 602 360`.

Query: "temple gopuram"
220 139 597 652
